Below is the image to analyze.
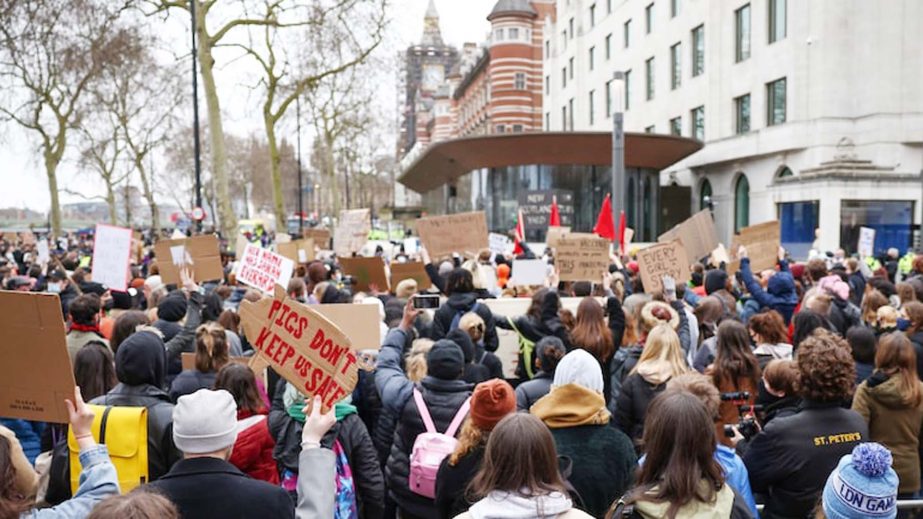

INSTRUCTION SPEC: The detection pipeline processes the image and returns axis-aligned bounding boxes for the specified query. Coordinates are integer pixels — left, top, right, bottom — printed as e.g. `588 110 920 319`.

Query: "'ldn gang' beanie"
822 442 898 519
470 379 516 431
173 389 238 454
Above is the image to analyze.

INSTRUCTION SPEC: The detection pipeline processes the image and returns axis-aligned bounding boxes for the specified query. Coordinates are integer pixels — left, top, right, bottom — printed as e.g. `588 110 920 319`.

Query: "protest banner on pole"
278 239 315 264
236 244 295 294
636 241 692 294
728 221 781 274
91 224 133 291
154 235 224 285
488 233 513 256
509 259 548 286
333 209 370 256
658 209 719 262
339 256 390 292
390 261 432 290
0 292 76 423
858 227 876 257
417 211 489 260
556 234 611 282
239 286 359 410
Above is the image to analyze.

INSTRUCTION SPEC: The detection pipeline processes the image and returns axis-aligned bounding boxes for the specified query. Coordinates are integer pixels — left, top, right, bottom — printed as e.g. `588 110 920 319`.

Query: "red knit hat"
470 379 516 431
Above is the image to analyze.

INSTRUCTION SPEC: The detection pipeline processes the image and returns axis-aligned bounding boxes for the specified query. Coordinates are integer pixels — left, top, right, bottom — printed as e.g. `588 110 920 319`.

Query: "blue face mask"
47 283 62 294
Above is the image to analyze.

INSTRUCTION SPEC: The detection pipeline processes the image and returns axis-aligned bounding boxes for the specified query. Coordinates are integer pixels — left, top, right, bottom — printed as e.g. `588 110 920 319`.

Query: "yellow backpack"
68 404 148 494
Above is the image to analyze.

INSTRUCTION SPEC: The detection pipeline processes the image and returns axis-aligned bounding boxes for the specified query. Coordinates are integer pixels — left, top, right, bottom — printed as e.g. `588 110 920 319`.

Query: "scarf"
70 323 101 334
284 383 357 423
530 383 610 428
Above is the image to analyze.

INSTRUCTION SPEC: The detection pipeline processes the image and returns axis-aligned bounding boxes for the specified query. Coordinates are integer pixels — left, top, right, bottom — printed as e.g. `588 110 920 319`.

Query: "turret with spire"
421 0 444 46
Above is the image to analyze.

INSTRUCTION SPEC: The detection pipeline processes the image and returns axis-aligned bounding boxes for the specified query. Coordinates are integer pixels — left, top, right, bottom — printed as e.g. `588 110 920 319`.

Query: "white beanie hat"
173 389 238 454
553 349 604 393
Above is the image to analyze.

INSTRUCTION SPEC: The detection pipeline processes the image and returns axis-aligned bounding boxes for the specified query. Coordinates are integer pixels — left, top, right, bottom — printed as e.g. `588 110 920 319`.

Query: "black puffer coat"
431 292 498 351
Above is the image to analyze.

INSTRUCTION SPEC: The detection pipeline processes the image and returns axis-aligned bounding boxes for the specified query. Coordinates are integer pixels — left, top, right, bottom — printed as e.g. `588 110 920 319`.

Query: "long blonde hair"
407 339 434 382
631 324 688 377
449 418 486 465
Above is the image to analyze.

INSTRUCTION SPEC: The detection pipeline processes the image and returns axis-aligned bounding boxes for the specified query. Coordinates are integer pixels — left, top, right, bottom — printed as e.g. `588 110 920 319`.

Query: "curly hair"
795 328 856 402
449 418 486 465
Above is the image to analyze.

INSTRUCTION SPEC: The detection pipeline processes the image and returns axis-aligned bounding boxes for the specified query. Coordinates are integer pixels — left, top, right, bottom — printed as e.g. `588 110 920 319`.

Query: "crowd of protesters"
0 228 921 519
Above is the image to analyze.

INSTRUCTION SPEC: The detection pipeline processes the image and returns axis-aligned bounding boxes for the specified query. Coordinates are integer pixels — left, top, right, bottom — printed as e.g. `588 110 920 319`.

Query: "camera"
720 391 750 402
724 416 760 440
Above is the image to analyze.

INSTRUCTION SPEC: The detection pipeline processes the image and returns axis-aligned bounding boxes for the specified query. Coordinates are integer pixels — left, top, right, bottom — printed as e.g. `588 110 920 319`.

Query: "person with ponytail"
169 323 229 402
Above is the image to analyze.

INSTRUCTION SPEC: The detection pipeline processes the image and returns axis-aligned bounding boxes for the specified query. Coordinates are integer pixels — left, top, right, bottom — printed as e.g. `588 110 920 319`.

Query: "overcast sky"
0 0 494 213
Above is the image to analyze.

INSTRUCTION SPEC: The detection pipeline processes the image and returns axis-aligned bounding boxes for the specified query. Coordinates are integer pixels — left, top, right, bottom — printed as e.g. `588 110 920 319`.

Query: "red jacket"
228 410 279 484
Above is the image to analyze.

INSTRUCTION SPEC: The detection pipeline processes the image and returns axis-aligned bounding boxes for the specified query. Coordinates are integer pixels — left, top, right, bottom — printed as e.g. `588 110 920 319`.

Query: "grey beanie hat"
173 389 238 454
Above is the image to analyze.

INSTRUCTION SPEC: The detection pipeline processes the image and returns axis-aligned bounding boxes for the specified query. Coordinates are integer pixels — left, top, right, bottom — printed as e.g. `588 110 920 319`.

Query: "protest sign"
556 234 611 282
518 190 575 232
509 259 547 286
154 235 224 285
237 244 295 294
658 209 719 262
417 211 489 259
91 224 132 291
303 228 332 249
728 221 781 274
403 237 419 255
390 261 432 290
339 256 390 292
311 303 383 350
278 239 315 264
544 226 571 249
235 233 250 260
858 227 876 257
333 209 370 256
239 286 359 410
37 239 50 265
0 292 76 423
488 233 513 256
170 229 186 240
636 241 692 294
710 243 731 266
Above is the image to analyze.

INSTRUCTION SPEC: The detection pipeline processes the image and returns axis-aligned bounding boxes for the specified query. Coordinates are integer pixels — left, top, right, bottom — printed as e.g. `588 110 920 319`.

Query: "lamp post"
610 71 626 237
190 0 203 233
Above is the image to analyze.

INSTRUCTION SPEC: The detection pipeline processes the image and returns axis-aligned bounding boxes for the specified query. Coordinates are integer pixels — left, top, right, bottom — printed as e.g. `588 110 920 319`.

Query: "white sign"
509 259 547 287
403 238 419 256
236 244 294 294
36 240 50 265
489 233 512 256
91 224 132 291
858 227 876 257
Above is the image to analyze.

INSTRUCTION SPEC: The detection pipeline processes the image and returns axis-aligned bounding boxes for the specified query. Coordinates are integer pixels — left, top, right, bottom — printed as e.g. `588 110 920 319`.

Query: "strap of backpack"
508 316 536 379
412 388 437 434
445 398 471 437
98 406 114 445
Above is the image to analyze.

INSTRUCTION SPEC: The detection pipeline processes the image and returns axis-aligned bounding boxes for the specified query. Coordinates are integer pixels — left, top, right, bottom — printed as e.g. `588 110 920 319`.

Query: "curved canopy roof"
488 0 538 20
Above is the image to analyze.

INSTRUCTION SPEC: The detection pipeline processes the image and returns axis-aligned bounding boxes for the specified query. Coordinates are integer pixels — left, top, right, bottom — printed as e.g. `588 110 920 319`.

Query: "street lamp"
610 71 626 238
190 0 203 233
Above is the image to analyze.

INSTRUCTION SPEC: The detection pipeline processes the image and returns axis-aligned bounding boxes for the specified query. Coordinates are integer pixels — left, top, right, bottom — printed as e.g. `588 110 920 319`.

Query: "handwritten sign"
0 292 76 423
278 239 315 264
239 286 359 410
509 259 548 286
489 233 513 256
417 211 489 260
858 227 876 257
545 226 572 249
390 261 432 290
339 256 390 292
658 209 719 262
91 224 132 291
637 241 692 294
517 190 574 232
333 209 370 256
303 228 332 250
556 234 610 282
729 221 781 274
237 244 295 294
154 235 224 284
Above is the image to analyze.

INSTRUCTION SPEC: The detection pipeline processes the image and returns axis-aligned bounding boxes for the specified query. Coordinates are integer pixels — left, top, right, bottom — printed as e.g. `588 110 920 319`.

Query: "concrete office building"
543 0 923 256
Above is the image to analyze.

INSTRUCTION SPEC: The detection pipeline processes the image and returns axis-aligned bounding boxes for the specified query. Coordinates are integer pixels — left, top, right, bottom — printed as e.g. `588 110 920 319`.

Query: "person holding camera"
707 321 761 448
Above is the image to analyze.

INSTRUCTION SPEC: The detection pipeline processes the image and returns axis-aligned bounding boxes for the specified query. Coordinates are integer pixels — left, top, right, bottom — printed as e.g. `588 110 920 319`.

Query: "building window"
568 98 574 130
645 125 655 133
545 112 550 130
515 72 526 90
562 30 567 50
562 67 567 88
840 200 914 256
589 89 595 124
645 3 654 34
670 116 682 135
671 0 680 17
569 17 574 39
735 93 750 134
562 105 567 130
544 40 550 58
645 57 654 100
605 80 611 118
735 174 750 232
769 0 786 43
735 4 751 62
590 3 596 27
605 34 612 59
512 124 524 132
779 200 818 258
624 19 631 48
625 69 631 110
589 46 595 70
767 77 786 125
545 75 550 94
568 57 574 79
508 28 520 40
691 105 704 140
670 42 681 89
692 24 704 76
700 179 712 210
496 124 506 133
494 28 504 41
776 166 793 179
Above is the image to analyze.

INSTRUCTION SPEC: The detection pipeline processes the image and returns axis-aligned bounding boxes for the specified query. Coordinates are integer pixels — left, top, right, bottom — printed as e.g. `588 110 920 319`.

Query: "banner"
333 209 370 256
488 233 513 256
339 256 390 292
729 221 781 274
637 241 692 294
236 244 295 294
154 235 224 285
556 234 610 282
91 224 132 291
858 227 876 257
390 261 432 290
658 209 719 262
278 239 315 264
509 259 547 286
417 211 489 260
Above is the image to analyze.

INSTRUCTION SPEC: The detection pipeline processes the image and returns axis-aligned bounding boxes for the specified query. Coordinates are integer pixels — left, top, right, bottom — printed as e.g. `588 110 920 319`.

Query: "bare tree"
75 115 129 225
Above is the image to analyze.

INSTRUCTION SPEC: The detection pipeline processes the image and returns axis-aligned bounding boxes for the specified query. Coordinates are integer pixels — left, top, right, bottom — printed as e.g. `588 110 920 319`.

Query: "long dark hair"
0 435 30 517
628 391 725 518
215 363 265 414
792 310 829 352
110 310 151 355
526 288 551 320
571 297 614 362
876 333 922 407
74 342 117 402
446 268 474 295
713 320 761 390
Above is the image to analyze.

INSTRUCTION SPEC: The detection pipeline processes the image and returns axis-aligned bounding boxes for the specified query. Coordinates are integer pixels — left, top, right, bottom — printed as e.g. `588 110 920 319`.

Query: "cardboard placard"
237 244 295 294
488 233 513 256
509 259 548 286
339 256 390 292
0 292 76 423
154 235 224 284
403 238 419 256
556 234 611 282
91 224 132 291
278 239 315 264
545 226 571 248
658 209 719 262
858 227 876 257
239 286 359 410
390 261 432 290
303 228 332 249
637 241 692 294
37 239 50 265
333 209 370 256
710 243 731 266
622 228 635 251
235 234 250 260
728 221 781 274
311 303 383 350
417 211 489 260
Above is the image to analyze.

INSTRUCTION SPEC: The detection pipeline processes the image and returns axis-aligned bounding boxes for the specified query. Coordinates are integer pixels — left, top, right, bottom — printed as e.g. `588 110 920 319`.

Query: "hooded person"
738 253 798 326
155 291 189 385
430 269 499 352
531 350 637 518
704 269 739 319
447 329 491 385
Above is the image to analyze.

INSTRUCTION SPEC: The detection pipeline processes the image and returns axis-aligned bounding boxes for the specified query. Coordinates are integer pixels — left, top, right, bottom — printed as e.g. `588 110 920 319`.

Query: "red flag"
513 209 526 254
617 210 627 253
593 194 616 241
549 195 561 227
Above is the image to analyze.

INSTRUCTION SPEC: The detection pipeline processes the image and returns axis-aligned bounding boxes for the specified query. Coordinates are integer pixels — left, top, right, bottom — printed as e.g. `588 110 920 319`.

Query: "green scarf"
283 383 357 423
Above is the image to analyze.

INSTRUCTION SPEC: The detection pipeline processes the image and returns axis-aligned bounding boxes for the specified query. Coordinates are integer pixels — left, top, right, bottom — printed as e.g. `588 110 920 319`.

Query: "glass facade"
670 42 681 89
735 94 750 134
767 77 786 125
778 200 818 259
735 174 750 232
840 200 914 255
735 4 751 62
692 25 704 76
769 0 786 43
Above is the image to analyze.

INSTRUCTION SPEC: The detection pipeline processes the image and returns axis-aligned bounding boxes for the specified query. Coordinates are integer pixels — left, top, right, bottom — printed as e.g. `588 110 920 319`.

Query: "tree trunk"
324 136 340 215
44 150 63 237
264 113 286 230
105 181 118 225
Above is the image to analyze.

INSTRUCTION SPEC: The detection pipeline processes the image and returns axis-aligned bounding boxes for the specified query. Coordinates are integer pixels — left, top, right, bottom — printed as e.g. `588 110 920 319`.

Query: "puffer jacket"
431 292 498 351
614 369 669 445
385 376 472 518
515 371 553 411
372 328 416 469
740 258 798 325
851 371 923 494
496 290 568 379
228 410 278 485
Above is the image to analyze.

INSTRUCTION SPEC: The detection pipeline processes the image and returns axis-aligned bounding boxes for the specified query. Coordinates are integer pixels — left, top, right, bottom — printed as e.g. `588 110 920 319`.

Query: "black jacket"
169 369 217 402
149 457 294 519
743 400 868 519
154 319 185 383
514 372 553 411
431 292 499 352
905 330 923 381
614 373 667 445
435 446 483 519
385 376 472 518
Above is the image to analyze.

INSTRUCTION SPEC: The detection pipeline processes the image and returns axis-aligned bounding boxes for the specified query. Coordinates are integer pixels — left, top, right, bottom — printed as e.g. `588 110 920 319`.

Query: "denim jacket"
23 445 119 518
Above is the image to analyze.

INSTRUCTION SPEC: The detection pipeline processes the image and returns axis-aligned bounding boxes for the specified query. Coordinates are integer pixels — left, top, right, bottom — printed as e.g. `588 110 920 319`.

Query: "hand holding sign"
65 387 96 449
738 245 749 259
180 267 198 293
301 395 336 446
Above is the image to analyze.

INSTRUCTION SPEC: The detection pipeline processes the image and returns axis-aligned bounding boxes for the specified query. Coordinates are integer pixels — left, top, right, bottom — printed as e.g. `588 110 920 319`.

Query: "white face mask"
47 282 62 294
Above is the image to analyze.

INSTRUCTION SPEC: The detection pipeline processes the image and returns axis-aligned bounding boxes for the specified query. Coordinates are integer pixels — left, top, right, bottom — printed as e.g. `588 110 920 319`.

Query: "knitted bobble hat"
822 442 898 519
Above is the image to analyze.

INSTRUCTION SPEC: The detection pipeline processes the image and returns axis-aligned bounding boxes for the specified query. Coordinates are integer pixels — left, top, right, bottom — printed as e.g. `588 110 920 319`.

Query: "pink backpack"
408 388 471 498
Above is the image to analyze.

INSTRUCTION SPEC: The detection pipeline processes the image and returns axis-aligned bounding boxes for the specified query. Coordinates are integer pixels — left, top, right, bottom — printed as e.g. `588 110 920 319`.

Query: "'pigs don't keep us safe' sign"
239 286 359 410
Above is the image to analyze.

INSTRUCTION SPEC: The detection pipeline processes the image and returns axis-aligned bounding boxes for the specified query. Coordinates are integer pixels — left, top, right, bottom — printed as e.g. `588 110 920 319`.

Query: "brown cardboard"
278 239 315 264
416 211 489 260
0 292 76 423
556 234 611 281
154 235 224 284
238 286 359 411
303 228 331 249
339 256 390 292
637 240 692 294
389 261 433 290
333 209 370 256
658 209 719 262
311 303 382 351
728 221 781 275
711 243 731 266
545 226 571 248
